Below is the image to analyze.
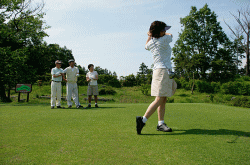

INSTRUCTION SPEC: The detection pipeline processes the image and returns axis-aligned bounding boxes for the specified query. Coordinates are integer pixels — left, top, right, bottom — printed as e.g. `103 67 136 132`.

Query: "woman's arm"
93 74 98 80
165 33 173 38
86 77 91 82
146 32 152 45
92 72 98 80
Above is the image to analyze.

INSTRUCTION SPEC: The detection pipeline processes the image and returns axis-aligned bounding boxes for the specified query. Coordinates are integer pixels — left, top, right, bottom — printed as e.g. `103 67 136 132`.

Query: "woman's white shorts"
151 68 177 97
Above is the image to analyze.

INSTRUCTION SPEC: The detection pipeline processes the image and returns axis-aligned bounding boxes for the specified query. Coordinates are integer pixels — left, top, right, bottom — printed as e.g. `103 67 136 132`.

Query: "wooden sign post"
15 84 32 102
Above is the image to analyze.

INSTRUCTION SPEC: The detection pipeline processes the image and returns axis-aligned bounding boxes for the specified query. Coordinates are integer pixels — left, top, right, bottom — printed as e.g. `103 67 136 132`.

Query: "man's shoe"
95 104 99 108
76 105 83 108
85 104 91 109
57 106 65 109
157 123 172 132
136 116 145 135
68 105 72 108
51 106 54 109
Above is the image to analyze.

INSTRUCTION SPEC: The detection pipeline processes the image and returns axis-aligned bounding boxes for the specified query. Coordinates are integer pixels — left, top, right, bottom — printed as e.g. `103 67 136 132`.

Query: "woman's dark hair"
149 21 166 38
88 64 94 69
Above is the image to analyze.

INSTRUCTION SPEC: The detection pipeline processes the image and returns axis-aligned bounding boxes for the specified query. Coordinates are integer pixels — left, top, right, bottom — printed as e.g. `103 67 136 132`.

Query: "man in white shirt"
51 60 65 109
63 59 83 108
86 64 99 108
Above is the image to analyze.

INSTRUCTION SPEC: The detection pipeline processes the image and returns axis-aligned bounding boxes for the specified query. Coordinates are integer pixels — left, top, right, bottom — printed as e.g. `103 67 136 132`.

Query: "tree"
77 65 87 75
45 44 74 70
209 47 238 82
0 0 48 102
98 75 121 88
136 62 152 85
120 74 137 87
94 66 113 75
138 62 148 75
224 6 250 76
112 71 117 77
25 43 75 82
172 4 236 81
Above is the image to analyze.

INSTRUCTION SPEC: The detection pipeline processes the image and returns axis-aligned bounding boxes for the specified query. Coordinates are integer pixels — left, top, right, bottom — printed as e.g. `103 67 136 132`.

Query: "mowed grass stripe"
0 103 249 164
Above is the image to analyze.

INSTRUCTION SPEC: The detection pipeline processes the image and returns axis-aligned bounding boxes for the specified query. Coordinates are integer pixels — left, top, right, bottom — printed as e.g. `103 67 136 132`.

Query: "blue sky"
40 0 249 77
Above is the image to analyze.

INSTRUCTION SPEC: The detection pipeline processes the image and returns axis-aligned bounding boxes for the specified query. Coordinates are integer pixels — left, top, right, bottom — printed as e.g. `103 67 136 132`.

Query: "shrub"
140 84 150 96
221 82 233 94
166 98 174 103
214 94 225 103
223 95 234 101
239 76 250 81
174 78 181 89
210 94 214 102
177 77 193 90
211 82 221 93
99 89 106 95
98 75 121 88
99 86 116 95
37 80 43 86
120 74 137 87
77 76 88 86
195 80 213 93
221 81 250 95
231 97 250 108
108 78 121 88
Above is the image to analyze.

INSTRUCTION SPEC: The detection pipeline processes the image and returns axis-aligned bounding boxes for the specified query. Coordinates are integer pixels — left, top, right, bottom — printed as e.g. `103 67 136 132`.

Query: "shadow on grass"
141 129 250 142
64 106 126 110
0 103 51 106
0 104 126 109
81 106 126 110
178 94 190 97
173 129 249 136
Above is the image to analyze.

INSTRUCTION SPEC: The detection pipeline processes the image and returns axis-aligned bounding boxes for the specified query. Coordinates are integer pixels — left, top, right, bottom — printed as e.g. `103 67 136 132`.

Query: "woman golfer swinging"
136 20 176 134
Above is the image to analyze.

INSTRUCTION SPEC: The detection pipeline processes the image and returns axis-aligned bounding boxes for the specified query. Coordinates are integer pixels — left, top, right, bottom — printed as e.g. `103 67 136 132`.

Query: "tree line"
0 0 76 101
1 1 249 102
35 62 151 88
172 4 248 82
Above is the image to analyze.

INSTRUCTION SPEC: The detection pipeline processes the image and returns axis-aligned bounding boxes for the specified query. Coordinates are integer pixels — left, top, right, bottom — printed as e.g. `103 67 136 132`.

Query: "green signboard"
15 84 32 93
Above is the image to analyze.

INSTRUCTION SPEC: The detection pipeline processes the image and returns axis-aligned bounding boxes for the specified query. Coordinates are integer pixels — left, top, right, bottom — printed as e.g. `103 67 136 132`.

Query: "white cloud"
41 0 165 11
45 27 66 38
39 0 250 77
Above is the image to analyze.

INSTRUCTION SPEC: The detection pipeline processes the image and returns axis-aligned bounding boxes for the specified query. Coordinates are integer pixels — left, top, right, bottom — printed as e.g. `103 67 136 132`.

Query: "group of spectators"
51 59 99 109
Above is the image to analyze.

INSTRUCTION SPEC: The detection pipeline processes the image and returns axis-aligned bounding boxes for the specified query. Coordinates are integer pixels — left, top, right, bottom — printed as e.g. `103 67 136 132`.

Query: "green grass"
1 103 249 164
4 85 156 105
4 85 250 109
3 85 227 105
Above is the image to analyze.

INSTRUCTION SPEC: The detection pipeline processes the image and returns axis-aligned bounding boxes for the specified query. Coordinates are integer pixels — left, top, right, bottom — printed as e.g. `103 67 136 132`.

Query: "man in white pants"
63 59 83 108
51 60 65 109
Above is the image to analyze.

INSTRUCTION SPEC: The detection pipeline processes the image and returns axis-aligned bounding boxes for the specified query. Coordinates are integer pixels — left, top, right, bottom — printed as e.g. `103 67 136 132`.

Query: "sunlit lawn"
0 103 249 164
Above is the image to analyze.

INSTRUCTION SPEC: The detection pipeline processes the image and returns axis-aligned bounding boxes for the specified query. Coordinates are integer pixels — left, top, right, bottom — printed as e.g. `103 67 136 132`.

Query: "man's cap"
68 59 75 63
164 26 171 31
55 60 62 64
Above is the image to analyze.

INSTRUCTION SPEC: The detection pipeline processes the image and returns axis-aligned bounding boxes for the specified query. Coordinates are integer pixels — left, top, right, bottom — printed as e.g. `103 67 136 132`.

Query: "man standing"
63 59 83 108
86 64 99 108
51 60 65 109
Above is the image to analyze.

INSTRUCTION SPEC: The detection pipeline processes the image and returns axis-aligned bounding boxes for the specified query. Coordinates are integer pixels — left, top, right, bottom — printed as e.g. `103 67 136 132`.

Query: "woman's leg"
94 95 98 103
144 96 166 119
157 97 167 121
156 97 172 132
88 95 92 104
